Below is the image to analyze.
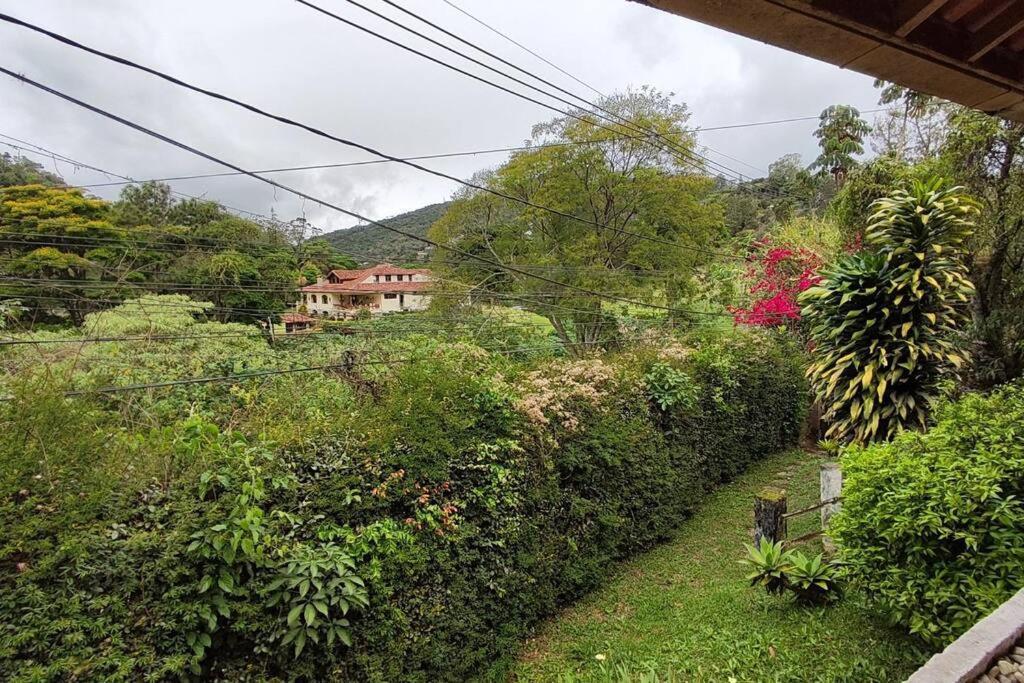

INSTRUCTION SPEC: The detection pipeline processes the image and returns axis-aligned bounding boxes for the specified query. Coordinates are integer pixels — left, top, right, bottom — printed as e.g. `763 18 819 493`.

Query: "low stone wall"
906 588 1024 683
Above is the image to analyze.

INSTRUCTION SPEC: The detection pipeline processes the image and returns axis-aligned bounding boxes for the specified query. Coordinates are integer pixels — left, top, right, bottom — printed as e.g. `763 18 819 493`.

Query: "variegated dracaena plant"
800 180 977 443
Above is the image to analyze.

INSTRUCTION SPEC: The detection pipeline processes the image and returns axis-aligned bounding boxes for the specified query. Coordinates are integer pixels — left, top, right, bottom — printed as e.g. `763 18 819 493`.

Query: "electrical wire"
291 0 768 189
437 0 605 98
2 323 719 401
0 12 744 259
325 0 751 185
0 64 749 317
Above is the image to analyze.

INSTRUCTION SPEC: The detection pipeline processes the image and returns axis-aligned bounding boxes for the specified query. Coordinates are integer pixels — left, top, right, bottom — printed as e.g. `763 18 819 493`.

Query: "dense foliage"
0 171 354 325
811 105 871 187
836 85 1024 387
831 381 1024 646
730 237 822 329
801 181 976 443
0 308 805 681
320 202 451 265
430 87 725 353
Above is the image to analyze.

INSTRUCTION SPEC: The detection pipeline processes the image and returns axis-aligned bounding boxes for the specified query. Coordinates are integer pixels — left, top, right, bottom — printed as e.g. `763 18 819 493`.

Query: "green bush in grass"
831 381 1024 646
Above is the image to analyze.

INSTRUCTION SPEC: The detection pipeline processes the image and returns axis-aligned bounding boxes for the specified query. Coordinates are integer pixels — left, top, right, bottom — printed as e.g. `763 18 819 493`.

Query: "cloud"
0 0 882 234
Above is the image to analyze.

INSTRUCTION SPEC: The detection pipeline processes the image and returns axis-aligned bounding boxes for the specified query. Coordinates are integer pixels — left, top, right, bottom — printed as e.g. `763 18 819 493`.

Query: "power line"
1 330 664 400
0 219 737 275
1 282 737 319
697 109 886 132
325 0 745 184
380 0 804 193
0 13 742 260
0 312 702 348
0 135 280 226
438 0 605 99
5 102 876 193
291 0 762 188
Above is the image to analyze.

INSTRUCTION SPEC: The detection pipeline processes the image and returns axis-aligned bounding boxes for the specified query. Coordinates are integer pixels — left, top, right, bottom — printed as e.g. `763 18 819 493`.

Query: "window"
321 295 328 304
302 294 307 303
396 274 403 281
383 293 397 299
385 275 392 282
374 275 380 282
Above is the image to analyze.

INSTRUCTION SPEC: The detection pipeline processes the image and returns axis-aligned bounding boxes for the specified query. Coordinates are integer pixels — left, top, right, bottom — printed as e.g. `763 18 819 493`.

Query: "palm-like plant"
810 105 871 187
742 538 791 595
800 180 977 443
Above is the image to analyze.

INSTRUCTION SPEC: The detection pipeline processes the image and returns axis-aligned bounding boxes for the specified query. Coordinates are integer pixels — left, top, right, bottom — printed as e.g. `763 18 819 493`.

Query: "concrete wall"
906 588 1024 682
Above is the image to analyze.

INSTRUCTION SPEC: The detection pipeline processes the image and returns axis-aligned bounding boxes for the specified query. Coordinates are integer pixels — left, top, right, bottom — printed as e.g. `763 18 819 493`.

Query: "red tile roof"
281 313 314 323
326 264 430 283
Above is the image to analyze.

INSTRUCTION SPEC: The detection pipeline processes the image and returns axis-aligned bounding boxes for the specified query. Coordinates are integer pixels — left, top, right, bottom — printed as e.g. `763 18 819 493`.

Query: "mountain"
318 201 452 265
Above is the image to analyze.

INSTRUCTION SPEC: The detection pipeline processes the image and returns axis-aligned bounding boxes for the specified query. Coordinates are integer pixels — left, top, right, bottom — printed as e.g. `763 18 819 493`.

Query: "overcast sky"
0 0 883 235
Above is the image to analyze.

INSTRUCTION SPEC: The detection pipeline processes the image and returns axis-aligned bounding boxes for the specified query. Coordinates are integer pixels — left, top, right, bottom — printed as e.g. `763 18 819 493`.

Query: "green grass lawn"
513 450 932 682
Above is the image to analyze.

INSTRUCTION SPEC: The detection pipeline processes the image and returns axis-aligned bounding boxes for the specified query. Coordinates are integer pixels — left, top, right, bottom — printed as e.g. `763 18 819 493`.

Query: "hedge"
831 381 1024 647
0 330 806 681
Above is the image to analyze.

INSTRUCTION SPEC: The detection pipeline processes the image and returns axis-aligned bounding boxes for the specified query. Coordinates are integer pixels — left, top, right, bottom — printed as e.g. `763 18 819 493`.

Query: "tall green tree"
0 184 127 324
939 109 1024 383
429 87 724 353
811 105 871 188
802 180 976 443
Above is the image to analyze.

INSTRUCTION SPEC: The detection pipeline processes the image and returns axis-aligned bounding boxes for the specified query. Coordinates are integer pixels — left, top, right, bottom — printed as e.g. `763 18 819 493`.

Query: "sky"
0 0 883 236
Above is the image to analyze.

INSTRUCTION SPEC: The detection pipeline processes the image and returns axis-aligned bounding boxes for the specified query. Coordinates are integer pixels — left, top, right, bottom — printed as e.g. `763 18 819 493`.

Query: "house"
280 312 315 334
299 264 433 318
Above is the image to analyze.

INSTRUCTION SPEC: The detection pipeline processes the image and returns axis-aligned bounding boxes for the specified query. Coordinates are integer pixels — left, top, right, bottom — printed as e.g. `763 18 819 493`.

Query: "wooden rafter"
894 0 951 36
968 1 1024 61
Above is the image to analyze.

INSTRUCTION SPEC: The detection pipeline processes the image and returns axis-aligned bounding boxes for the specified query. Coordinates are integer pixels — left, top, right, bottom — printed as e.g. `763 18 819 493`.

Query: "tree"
827 154 938 243
429 87 724 354
0 153 65 188
296 238 357 284
112 182 176 228
721 154 829 234
0 184 126 324
801 180 976 443
810 105 871 188
871 80 948 162
0 180 314 328
938 109 1024 384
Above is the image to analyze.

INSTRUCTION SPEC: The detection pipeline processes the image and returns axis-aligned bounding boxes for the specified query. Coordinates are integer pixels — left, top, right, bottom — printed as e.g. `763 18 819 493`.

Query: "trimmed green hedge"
832 381 1024 647
0 331 806 681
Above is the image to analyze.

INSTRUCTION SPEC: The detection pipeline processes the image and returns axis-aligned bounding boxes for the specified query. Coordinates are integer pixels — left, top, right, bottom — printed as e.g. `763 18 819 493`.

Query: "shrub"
831 381 1024 646
0 330 807 681
785 551 841 606
742 538 841 605
743 538 790 596
801 180 977 443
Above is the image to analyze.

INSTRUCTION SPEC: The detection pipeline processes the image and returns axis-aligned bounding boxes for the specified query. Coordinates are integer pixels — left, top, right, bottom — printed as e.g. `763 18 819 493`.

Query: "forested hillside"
319 201 451 265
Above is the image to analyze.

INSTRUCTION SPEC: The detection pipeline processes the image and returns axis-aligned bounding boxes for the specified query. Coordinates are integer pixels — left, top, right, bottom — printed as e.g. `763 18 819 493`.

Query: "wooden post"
753 487 787 545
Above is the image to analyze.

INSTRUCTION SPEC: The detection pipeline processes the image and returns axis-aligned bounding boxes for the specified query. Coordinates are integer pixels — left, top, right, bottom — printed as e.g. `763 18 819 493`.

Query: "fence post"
753 487 787 545
820 462 842 553
820 462 842 527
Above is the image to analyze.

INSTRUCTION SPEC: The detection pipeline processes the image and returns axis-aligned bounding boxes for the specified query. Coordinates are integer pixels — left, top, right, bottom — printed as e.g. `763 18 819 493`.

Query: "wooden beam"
968 2 1024 62
894 0 949 37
